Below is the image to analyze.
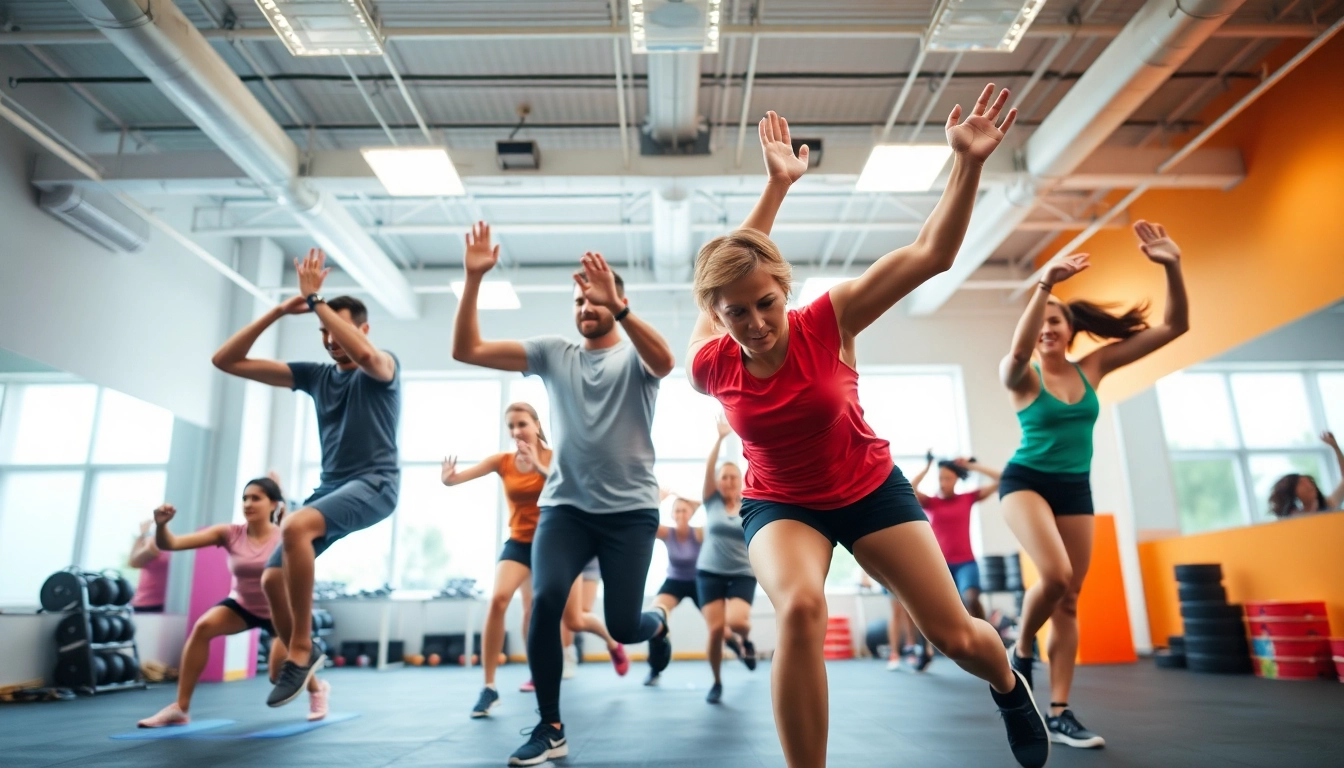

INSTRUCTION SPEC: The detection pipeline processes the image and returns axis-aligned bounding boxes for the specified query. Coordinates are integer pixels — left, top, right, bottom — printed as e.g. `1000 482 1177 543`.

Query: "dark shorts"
657 577 700 608
217 597 276 636
741 466 927 553
948 560 981 593
267 471 400 568
998 462 1094 516
500 538 533 568
697 570 757 605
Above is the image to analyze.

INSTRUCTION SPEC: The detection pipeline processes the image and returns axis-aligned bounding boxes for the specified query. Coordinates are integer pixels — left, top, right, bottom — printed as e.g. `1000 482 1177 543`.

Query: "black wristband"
613 305 631 322
306 293 325 311
1037 282 1053 293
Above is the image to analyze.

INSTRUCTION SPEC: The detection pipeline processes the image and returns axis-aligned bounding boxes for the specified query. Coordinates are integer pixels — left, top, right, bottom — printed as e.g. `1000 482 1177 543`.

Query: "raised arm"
441 454 504 487
910 453 934 505
297 250 397 382
152 504 228 552
830 84 1017 337
578 252 675 378
741 111 809 236
1085 221 1190 380
961 458 1002 501
452 222 530 372
703 416 732 501
1323 432 1344 510
1000 254 1089 394
211 297 309 387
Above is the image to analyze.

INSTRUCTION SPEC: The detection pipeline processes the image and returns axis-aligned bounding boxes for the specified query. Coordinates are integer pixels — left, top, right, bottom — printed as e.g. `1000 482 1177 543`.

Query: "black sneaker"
643 668 660 687
706 682 723 704
724 636 742 658
1048 709 1105 748
1009 644 1034 691
509 722 568 766
647 608 672 674
992 670 1050 768
470 686 499 719
741 639 757 671
913 648 934 673
266 653 326 708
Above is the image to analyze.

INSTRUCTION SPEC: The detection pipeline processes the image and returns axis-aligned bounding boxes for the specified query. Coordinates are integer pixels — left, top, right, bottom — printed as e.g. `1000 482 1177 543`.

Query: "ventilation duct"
38 184 149 252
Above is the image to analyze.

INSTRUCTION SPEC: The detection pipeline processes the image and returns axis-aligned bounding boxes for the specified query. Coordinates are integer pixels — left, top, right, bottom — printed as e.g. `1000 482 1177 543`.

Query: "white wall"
0 53 236 428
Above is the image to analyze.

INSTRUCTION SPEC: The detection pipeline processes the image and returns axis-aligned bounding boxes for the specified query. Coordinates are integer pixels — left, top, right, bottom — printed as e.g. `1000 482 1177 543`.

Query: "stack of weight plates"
1154 634 1186 668
1244 601 1334 680
1176 563 1251 674
1004 553 1023 592
981 556 1006 592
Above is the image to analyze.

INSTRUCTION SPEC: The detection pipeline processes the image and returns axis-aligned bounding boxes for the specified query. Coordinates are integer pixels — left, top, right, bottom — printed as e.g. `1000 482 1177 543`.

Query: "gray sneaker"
266 653 325 708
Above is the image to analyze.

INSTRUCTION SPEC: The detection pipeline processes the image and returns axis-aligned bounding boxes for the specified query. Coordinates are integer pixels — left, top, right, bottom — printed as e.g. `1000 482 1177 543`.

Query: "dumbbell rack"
47 576 147 695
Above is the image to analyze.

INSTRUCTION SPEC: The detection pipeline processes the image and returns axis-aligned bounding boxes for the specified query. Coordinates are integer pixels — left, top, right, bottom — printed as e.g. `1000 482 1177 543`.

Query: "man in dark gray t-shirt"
451 222 677 767
212 249 400 713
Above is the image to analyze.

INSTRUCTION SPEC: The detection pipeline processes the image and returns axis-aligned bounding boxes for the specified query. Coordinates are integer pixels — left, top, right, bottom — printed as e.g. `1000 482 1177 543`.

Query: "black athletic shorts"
741 465 927 553
218 597 276 636
656 577 700 608
499 538 533 568
697 570 757 605
998 462 1094 516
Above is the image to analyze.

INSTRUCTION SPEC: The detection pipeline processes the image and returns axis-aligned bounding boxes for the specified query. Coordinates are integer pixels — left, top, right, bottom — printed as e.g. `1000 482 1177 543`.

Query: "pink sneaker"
609 644 630 676
519 678 535 692
138 703 190 728
307 679 330 722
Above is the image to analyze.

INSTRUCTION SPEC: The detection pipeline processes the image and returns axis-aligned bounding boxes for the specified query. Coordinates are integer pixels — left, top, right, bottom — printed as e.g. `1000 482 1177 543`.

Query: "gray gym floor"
2 657 1341 767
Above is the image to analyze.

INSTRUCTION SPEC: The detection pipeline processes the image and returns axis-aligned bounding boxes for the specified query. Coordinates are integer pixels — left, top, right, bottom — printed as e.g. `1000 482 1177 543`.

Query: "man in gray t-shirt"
213 249 400 711
452 222 676 766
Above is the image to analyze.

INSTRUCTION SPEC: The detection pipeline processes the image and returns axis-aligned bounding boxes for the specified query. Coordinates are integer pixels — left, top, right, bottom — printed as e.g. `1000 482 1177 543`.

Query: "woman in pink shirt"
137 478 326 727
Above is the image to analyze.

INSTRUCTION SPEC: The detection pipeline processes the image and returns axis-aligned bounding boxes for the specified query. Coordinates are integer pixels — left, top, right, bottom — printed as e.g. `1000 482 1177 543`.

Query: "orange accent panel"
1019 514 1136 665
1138 512 1344 648
1044 34 1344 403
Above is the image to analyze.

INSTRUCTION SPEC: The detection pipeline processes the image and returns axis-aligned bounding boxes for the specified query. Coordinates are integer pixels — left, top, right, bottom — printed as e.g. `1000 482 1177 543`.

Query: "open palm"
760 111 808 184
1043 253 1090 286
1134 220 1180 265
945 84 1017 164
463 221 500 277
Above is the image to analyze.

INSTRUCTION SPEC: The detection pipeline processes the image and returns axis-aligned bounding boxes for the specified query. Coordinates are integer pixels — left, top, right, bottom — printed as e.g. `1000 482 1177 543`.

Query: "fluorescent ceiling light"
795 277 852 307
629 0 722 54
361 147 466 197
856 145 953 192
451 281 521 310
255 0 384 57
925 0 1049 53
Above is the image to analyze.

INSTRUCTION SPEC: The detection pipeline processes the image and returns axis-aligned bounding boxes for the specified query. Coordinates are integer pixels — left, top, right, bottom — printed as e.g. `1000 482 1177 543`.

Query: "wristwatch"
306 293 325 311
613 305 631 322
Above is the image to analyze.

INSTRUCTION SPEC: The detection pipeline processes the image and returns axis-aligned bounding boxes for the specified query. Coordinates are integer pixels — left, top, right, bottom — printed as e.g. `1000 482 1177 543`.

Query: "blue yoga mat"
111 719 236 740
242 712 359 738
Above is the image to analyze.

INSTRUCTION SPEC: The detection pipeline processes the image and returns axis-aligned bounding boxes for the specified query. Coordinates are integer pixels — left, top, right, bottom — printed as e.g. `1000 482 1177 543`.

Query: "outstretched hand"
153 504 176 526
464 221 501 277
760 111 808 184
574 252 623 313
715 414 733 440
945 84 1017 164
277 295 310 316
1042 253 1090 287
1323 431 1340 451
441 456 458 486
295 249 331 297
1134 220 1181 266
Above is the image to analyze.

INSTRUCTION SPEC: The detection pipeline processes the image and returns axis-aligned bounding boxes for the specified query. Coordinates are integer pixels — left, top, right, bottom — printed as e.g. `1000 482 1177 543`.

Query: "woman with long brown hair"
1000 221 1189 749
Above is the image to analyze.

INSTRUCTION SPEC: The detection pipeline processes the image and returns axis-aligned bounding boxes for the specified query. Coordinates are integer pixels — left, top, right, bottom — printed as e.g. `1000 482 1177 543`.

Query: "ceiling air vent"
925 0 1049 53
630 0 723 53
38 185 149 253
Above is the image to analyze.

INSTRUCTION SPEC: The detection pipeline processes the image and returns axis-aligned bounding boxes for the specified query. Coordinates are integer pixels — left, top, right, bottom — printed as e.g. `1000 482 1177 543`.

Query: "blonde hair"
505 402 547 445
693 228 793 318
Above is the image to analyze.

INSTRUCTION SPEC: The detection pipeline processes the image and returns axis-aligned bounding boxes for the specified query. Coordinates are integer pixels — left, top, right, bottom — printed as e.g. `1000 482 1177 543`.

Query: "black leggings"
529 505 662 724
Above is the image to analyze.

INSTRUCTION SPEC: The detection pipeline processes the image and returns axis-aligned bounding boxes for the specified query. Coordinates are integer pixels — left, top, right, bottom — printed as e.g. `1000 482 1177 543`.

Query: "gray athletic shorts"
266 471 400 568
581 556 600 582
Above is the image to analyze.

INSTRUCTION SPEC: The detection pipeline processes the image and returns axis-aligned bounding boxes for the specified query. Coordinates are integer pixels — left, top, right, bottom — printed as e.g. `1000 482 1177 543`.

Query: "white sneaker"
886 655 902 672
562 645 578 679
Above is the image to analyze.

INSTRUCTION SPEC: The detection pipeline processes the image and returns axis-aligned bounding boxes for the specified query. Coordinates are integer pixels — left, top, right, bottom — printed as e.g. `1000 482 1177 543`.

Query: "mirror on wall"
1151 301 1344 534
0 348 180 607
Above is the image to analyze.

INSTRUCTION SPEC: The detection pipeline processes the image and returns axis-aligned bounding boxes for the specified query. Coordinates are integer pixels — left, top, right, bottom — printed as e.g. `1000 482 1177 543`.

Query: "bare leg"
262 567 321 693
564 576 617 648
701 599 727 684
176 607 248 711
484 560 531 686
278 508 326 667
1046 516 1094 715
725 597 752 642
854 522 1015 693
887 597 901 657
963 587 986 621
520 575 533 648
1002 492 1075 664
749 520 834 768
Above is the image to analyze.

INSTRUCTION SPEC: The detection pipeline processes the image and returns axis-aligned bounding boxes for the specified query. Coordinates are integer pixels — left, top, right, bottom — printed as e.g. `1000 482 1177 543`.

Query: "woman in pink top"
129 521 171 612
137 478 326 727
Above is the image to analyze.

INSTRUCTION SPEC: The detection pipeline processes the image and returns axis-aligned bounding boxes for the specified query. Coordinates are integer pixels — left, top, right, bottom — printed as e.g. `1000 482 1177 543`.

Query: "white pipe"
879 46 929 144
612 38 630 168
733 35 761 167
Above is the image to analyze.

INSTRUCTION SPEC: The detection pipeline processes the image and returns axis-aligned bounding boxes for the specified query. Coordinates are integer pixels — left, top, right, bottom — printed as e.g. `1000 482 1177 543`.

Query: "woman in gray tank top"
695 417 758 704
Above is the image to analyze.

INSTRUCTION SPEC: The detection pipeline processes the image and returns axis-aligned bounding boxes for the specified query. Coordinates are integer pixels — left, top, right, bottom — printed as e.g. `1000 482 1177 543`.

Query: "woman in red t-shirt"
687 90 1048 768
910 455 1001 621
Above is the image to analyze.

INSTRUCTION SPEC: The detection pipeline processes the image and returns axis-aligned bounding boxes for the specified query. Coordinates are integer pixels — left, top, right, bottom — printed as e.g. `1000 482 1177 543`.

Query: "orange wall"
1137 511 1344 647
1051 34 1344 401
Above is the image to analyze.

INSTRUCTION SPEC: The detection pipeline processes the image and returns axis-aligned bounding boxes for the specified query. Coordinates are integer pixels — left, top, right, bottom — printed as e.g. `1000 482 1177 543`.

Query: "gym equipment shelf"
40 567 148 695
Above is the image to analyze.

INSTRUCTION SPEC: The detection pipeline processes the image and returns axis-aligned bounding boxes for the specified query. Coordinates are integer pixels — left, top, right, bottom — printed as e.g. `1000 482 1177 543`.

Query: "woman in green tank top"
999 220 1190 751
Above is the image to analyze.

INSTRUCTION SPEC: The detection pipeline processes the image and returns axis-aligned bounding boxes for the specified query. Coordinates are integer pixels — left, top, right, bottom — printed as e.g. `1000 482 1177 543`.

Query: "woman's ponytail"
1058 298 1149 346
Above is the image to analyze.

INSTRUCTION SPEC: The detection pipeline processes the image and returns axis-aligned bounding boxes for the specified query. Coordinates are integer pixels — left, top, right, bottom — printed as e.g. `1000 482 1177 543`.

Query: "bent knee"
1054 590 1081 618
1039 570 1073 598
927 623 978 660
778 591 827 630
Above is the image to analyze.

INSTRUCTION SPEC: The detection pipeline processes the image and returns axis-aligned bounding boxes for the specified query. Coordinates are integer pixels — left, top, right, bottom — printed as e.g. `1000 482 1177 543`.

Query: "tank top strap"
1071 361 1096 396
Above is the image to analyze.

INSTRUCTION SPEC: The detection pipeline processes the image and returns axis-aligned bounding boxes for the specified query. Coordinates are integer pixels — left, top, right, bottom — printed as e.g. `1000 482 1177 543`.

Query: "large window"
295 367 972 594
1156 367 1343 533
0 380 175 606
